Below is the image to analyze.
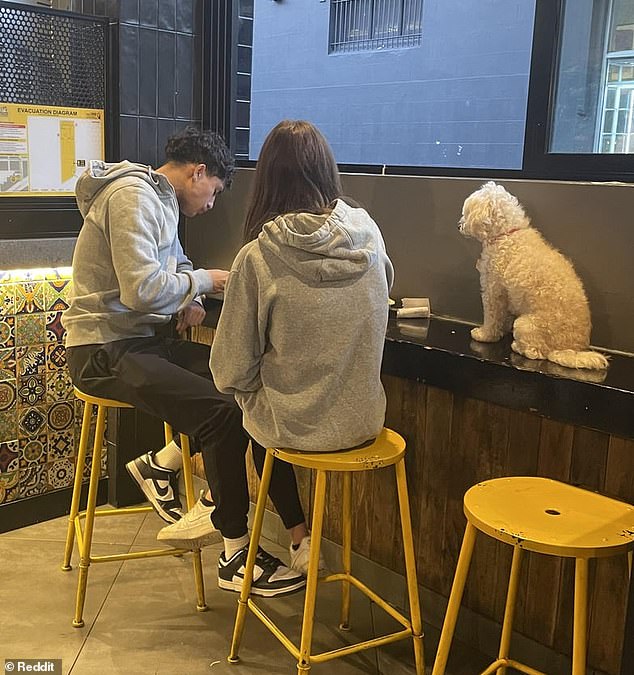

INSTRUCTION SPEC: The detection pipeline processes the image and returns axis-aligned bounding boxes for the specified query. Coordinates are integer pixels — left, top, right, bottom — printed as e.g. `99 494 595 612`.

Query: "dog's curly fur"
460 182 608 370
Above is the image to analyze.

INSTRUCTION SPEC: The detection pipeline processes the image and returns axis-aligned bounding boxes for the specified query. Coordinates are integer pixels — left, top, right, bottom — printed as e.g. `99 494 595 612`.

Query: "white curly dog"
459 181 608 370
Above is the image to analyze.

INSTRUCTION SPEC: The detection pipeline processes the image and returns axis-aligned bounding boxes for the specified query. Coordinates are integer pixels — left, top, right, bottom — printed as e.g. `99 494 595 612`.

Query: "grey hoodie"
63 160 215 347
210 198 394 452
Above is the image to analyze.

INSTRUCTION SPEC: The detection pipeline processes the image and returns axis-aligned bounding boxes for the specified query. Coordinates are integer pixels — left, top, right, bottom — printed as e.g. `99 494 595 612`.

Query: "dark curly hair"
165 127 235 187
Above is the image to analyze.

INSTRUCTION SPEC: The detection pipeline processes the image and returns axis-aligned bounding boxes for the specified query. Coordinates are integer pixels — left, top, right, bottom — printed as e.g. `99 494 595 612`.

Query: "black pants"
66 336 305 538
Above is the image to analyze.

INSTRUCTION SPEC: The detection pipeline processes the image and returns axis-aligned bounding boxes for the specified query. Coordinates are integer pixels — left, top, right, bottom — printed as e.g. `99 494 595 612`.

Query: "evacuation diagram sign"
0 103 104 197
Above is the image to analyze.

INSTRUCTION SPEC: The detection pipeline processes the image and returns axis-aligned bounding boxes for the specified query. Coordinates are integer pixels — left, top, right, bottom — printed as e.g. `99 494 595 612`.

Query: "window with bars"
329 0 423 53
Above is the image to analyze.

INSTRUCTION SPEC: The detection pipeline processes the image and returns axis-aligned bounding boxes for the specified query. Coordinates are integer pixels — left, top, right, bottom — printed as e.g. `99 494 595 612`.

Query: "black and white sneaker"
218 545 306 597
125 451 183 524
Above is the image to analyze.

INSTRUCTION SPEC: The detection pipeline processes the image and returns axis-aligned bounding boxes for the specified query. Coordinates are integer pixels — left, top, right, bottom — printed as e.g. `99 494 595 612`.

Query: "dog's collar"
486 227 523 245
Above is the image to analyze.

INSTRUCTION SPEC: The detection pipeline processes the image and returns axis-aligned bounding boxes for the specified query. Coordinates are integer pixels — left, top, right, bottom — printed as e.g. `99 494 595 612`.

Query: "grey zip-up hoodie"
63 160 215 347
210 198 394 452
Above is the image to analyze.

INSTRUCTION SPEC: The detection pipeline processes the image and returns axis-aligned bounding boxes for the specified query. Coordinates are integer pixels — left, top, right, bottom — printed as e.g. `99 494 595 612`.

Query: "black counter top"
204 299 633 439
384 315 634 439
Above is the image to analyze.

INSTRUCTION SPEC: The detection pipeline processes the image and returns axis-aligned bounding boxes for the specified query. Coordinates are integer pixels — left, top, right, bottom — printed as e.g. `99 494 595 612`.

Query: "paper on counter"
396 306 430 319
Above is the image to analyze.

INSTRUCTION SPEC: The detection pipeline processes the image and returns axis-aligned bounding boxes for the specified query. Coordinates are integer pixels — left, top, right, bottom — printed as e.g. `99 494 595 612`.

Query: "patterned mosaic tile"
15 281 45 314
46 369 73 403
19 463 47 498
47 429 74 461
45 311 66 343
0 316 15 348
48 400 74 432
15 313 45 347
44 279 72 312
101 448 108 478
17 373 46 407
0 410 17 442
18 406 47 437
0 440 19 473
0 470 19 504
0 380 16 412
19 434 47 467
0 284 15 317
16 345 46 376
46 342 67 371
46 458 74 490
0 348 16 381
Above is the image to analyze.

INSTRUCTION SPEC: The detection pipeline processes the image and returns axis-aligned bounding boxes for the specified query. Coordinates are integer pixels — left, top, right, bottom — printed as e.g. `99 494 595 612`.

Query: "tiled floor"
0 509 492 674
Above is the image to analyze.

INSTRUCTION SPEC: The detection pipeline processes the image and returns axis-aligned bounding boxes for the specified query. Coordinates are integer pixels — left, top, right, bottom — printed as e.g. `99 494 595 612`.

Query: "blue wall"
249 0 536 169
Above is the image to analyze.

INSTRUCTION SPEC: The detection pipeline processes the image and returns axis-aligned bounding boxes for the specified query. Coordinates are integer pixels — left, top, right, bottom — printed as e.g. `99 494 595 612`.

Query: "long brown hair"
243 120 343 243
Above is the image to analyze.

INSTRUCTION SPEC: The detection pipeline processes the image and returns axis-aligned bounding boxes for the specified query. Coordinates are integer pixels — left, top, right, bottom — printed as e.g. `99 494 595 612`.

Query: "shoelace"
253 546 284 572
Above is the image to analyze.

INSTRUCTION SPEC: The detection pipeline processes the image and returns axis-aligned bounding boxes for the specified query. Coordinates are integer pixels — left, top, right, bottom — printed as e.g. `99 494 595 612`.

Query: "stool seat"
271 428 406 471
432 476 634 675
73 388 134 409
465 476 634 558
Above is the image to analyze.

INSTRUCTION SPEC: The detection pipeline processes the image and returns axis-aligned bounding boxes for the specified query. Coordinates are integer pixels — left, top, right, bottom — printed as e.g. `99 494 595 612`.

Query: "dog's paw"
471 326 502 342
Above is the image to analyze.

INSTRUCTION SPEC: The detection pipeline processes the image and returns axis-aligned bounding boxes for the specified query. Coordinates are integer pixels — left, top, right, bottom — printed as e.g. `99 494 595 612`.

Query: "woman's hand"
207 269 229 293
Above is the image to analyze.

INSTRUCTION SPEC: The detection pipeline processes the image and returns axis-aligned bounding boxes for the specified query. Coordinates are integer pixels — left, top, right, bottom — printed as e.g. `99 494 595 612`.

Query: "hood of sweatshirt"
75 160 174 217
258 198 382 283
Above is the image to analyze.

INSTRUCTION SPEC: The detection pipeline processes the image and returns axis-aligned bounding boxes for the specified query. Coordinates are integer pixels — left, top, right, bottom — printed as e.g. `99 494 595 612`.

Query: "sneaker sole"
126 461 180 524
217 576 306 598
157 529 222 550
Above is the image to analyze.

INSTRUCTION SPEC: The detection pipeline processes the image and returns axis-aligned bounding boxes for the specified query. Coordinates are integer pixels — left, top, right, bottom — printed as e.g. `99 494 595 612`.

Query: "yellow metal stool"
228 427 425 674
61 388 208 627
432 476 634 675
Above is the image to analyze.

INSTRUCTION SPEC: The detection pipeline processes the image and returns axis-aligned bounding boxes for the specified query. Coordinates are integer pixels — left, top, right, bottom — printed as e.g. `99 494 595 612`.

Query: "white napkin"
396 297 430 319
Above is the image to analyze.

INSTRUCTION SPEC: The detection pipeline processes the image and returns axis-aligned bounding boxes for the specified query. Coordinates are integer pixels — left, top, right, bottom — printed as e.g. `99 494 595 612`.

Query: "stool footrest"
322 572 413 630
481 658 547 675
246 596 412 664
73 512 199 563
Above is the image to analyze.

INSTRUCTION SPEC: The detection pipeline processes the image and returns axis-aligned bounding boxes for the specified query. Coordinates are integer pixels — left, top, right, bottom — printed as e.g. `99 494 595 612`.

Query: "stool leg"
431 522 478 675
496 546 523 675
62 400 92 571
73 403 106 628
298 469 327 675
164 422 173 444
228 449 275 664
572 557 589 675
179 433 208 612
395 458 425 675
340 471 352 630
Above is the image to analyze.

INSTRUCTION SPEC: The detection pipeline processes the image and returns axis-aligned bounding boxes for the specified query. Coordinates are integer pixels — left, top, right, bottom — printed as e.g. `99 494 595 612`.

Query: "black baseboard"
0 479 108 534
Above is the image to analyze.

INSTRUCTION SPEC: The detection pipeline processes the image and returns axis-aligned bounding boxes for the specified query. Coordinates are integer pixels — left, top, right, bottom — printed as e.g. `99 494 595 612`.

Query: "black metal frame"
0 0 117 239
213 0 634 183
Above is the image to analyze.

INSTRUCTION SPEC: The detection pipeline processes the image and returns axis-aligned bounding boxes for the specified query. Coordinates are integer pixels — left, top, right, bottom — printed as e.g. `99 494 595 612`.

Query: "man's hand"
176 301 206 334
207 269 229 293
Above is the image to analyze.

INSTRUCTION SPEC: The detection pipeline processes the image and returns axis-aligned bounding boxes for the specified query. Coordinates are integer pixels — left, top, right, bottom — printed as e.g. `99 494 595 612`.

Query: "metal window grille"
329 0 423 54
0 2 106 108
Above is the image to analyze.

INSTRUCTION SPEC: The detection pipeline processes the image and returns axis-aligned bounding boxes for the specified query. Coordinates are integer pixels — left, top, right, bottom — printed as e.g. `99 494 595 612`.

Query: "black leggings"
67 336 305 538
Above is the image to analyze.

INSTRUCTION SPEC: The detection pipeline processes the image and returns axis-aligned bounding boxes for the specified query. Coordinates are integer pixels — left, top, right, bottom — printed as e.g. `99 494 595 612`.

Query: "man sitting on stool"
63 127 308 597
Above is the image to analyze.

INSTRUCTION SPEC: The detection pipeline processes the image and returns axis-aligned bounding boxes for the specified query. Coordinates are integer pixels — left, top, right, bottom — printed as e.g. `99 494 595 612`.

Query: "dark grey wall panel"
176 33 194 119
176 0 195 34
139 0 157 27
139 28 158 116
138 117 158 167
119 0 139 24
158 32 176 118
119 24 139 115
119 116 139 161
158 0 176 30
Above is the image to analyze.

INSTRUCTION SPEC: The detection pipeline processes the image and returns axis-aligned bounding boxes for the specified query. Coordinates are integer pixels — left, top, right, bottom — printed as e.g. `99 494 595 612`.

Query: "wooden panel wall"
191 326 632 674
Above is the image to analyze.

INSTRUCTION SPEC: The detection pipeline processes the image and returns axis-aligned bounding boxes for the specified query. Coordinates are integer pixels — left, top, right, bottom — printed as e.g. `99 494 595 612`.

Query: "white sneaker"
157 496 221 549
289 535 326 576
